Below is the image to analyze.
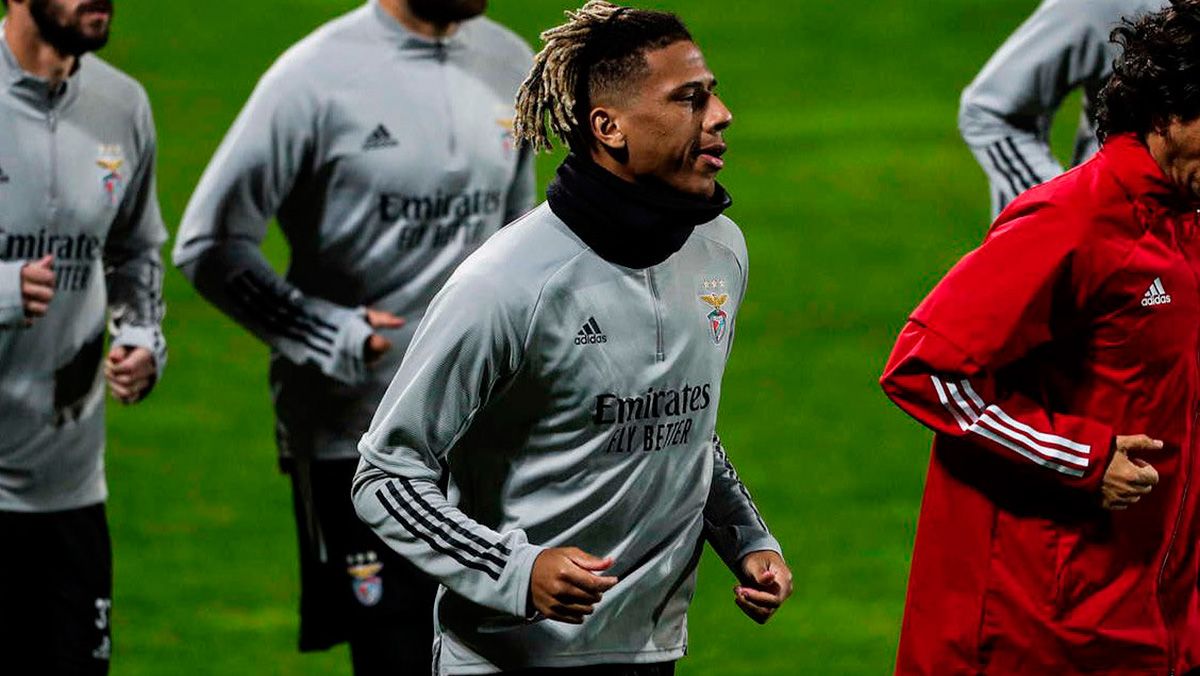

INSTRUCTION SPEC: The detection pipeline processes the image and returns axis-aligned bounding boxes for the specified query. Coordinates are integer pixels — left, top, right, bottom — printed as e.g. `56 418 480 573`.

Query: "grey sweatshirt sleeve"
504 144 537 224
353 270 545 618
958 0 1115 217
172 62 374 385
105 96 168 378
0 261 24 326
704 434 782 571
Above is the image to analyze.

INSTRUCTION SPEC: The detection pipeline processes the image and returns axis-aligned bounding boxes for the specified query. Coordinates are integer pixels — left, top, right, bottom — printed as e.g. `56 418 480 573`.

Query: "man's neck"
3 12 75 85
377 0 458 39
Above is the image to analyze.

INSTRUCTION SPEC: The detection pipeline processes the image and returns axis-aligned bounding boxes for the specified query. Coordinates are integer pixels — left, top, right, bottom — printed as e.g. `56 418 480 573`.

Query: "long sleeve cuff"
110 323 168 373
0 260 25 326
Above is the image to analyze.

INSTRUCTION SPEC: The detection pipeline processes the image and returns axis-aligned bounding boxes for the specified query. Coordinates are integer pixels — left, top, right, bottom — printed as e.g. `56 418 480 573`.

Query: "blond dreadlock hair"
514 1 692 153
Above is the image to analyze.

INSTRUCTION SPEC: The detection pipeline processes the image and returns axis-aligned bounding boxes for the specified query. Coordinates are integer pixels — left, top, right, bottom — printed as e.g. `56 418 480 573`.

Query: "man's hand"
735 550 793 624
529 547 619 624
105 345 156 404
363 308 405 365
21 255 55 320
1101 434 1162 510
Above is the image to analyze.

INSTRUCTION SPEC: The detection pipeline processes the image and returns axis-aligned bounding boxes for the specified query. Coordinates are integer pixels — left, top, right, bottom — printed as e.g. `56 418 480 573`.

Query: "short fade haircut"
1098 0 1200 140
514 0 692 153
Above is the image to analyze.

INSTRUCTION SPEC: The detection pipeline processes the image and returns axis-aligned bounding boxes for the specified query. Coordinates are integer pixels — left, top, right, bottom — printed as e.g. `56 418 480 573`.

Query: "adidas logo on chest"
575 317 608 345
363 124 399 151
1142 277 1172 306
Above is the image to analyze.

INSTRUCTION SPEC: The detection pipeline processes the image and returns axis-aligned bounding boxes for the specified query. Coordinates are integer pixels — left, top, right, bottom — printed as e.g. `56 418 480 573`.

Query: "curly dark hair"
1098 0 1200 141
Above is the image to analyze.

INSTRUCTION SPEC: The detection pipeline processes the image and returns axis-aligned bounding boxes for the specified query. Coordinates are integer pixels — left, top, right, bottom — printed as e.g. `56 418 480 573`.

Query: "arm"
352 273 545 619
704 434 781 569
958 0 1114 216
880 205 1114 491
172 65 373 385
104 96 168 400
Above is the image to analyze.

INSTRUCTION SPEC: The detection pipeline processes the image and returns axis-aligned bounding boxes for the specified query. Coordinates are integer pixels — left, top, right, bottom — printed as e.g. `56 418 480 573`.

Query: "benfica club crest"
96 145 124 207
347 551 384 607
699 278 730 345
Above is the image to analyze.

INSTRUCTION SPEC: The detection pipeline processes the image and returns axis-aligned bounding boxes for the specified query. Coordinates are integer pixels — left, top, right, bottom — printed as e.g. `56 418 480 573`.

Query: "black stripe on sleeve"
713 435 768 531
376 487 503 581
396 478 512 558
230 275 336 346
387 481 510 569
985 145 1023 197
992 141 1033 191
1002 137 1043 188
237 273 338 339
230 287 334 357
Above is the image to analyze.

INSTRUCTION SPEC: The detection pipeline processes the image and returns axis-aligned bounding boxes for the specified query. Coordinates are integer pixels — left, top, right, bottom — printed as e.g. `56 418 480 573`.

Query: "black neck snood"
546 153 733 269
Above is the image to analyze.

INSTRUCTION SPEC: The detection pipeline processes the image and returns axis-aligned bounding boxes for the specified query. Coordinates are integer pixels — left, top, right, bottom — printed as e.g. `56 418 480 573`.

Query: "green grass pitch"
68 1 1083 673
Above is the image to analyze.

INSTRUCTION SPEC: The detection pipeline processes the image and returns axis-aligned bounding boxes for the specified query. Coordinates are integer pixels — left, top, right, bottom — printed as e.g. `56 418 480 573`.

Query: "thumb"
107 344 129 364
754 566 777 586
35 254 53 269
367 334 392 355
566 549 614 572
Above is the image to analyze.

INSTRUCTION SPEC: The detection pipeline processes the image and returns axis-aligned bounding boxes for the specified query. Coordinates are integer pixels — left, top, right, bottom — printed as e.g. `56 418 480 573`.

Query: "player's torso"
0 68 143 507
278 42 523 311
0 75 145 379
460 222 746 553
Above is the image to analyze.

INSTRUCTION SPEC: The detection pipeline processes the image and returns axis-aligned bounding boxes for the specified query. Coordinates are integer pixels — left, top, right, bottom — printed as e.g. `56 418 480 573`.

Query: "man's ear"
589 107 626 151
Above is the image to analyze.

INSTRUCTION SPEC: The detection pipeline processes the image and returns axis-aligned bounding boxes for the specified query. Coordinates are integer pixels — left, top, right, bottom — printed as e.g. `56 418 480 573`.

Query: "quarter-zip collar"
0 19 82 112
547 153 733 269
369 0 472 55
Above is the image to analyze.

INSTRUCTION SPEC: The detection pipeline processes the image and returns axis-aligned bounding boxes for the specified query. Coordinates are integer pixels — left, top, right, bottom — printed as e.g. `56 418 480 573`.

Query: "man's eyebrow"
673 77 717 93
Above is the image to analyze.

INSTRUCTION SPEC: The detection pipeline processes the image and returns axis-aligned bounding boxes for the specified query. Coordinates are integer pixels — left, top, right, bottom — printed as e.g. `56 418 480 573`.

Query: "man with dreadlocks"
352 1 791 673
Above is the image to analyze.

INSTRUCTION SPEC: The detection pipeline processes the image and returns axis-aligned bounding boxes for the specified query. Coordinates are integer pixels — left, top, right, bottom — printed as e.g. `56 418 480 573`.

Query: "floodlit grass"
81 1 1082 673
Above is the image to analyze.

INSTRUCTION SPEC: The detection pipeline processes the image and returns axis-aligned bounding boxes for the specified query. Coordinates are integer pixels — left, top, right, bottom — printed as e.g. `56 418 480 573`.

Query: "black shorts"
0 504 113 676
289 457 437 658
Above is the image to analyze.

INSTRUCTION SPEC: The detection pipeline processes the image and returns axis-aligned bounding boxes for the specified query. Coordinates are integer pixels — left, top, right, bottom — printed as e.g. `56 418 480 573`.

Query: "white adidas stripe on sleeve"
929 375 1090 477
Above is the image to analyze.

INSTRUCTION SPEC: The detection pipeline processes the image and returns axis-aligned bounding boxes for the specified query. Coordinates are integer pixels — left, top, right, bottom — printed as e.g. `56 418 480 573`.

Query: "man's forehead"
644 41 715 88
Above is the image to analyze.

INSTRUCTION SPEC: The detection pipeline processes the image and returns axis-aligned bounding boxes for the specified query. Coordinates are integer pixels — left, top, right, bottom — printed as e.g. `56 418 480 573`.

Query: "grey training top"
353 204 781 674
173 1 535 460
958 0 1165 218
0 27 167 512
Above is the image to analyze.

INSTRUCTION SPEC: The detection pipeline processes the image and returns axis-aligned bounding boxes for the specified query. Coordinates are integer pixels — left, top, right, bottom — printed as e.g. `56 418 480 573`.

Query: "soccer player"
959 0 1164 218
172 0 534 672
352 2 791 673
0 0 167 673
882 2 1200 672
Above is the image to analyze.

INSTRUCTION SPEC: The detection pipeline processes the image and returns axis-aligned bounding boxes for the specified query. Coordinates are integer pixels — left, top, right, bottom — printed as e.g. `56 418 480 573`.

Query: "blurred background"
37 0 1086 673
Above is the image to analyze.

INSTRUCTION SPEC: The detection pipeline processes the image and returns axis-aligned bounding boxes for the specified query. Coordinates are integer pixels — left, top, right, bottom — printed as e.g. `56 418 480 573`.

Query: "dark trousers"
0 504 113 676
289 457 437 675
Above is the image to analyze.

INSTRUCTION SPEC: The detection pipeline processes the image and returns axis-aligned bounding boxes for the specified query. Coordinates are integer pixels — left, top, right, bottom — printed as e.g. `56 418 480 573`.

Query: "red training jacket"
881 134 1200 675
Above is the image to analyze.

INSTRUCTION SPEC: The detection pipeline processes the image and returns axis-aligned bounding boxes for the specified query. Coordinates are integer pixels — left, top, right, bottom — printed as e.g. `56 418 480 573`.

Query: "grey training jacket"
0 28 167 511
958 0 1165 218
353 203 781 674
173 0 535 460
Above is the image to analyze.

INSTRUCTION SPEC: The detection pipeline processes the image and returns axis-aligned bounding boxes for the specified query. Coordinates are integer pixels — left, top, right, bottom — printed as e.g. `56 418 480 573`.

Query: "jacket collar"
1100 133 1195 214
369 0 471 54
